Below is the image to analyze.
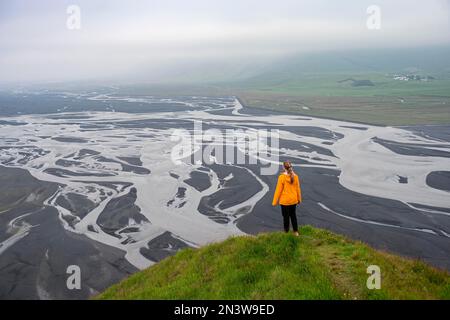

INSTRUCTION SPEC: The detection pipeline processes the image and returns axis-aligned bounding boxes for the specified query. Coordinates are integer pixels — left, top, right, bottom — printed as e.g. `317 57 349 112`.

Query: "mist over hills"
2 46 449 88
120 46 450 86
218 46 450 86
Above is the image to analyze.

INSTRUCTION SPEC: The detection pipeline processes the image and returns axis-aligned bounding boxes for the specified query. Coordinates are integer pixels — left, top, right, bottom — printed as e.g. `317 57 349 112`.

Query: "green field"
231 72 450 125
97 226 450 300
236 72 450 97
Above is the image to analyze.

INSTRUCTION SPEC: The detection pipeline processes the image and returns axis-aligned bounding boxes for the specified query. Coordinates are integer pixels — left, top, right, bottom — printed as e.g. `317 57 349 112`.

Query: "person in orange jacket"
272 161 302 236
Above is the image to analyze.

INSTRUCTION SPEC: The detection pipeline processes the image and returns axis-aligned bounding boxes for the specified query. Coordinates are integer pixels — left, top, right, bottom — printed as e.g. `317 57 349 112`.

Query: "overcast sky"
0 0 449 83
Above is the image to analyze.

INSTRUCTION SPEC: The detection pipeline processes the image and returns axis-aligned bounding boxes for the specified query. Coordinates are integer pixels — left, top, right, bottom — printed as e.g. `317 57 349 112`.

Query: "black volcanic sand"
373 137 450 158
184 170 211 192
426 171 450 192
192 148 264 224
97 187 149 238
339 125 368 130
44 168 116 178
52 137 88 143
0 166 137 299
0 120 27 126
167 187 187 208
274 125 344 140
0 92 214 116
95 156 150 175
55 193 97 221
55 159 84 167
117 156 143 166
410 203 450 214
56 154 150 175
0 146 50 166
75 149 100 159
73 181 132 193
402 125 450 142
140 231 191 262
279 138 336 159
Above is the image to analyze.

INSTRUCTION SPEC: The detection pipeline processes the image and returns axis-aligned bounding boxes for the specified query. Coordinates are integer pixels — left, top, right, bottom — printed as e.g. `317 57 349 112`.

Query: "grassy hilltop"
98 226 450 300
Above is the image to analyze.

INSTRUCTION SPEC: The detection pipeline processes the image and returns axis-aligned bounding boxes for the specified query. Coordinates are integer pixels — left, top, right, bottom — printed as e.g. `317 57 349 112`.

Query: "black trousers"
281 204 298 232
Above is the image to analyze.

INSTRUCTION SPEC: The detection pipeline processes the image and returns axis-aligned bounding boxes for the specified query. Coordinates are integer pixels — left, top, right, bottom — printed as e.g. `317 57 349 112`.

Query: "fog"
0 0 449 84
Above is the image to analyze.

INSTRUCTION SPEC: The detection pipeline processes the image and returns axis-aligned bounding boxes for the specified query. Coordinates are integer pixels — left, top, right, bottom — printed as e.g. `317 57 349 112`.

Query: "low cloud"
0 0 449 83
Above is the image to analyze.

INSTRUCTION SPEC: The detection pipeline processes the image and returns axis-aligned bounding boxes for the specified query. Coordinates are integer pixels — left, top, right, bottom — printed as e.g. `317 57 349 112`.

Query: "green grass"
97 226 450 300
236 72 450 98
232 72 450 125
238 91 450 125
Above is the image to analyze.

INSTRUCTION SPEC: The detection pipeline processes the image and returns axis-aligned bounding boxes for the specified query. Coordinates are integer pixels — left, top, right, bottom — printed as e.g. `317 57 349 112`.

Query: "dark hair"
283 161 294 184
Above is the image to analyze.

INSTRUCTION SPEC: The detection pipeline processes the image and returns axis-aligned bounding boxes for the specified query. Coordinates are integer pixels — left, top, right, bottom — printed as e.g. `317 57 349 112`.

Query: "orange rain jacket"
272 172 302 206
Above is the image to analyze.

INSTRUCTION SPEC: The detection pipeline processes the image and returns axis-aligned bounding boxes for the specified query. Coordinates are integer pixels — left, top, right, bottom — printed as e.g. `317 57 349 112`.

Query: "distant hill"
264 46 450 74
97 226 450 300
228 46 450 87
